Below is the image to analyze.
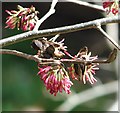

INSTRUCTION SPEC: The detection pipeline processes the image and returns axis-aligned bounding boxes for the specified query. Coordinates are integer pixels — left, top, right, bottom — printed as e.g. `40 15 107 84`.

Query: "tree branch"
0 49 40 62
0 48 117 64
97 25 120 50
33 0 58 31
1 16 119 47
65 0 105 12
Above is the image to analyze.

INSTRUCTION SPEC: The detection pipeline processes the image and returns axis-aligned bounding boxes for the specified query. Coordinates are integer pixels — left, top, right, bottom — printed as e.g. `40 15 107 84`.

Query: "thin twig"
33 0 58 31
0 49 58 64
55 81 118 111
0 48 117 64
0 49 41 62
97 25 120 50
1 16 119 47
65 0 105 12
61 47 117 64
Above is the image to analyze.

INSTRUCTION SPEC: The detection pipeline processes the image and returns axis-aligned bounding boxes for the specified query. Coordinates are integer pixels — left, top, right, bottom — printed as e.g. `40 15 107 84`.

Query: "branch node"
33 0 58 31
97 26 120 50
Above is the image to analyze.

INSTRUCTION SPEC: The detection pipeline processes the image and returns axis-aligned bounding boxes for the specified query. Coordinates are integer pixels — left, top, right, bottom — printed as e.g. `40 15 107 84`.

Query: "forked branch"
97 25 120 50
0 16 119 48
33 0 58 31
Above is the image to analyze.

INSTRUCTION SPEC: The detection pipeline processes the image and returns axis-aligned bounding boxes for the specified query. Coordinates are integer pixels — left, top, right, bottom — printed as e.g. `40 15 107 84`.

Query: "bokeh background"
2 1 119 112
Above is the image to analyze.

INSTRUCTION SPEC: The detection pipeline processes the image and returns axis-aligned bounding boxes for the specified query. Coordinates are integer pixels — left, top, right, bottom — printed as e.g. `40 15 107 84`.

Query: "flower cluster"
35 36 74 96
5 5 39 31
38 65 73 96
102 0 119 15
34 35 100 96
31 35 67 59
37 46 99 96
68 47 99 84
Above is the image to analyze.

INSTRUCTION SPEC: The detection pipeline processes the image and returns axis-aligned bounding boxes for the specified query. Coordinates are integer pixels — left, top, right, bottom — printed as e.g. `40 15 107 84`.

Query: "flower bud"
5 5 39 31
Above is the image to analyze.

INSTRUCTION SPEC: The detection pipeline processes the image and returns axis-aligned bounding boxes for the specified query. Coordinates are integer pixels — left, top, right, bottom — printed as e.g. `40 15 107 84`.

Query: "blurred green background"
2 1 118 112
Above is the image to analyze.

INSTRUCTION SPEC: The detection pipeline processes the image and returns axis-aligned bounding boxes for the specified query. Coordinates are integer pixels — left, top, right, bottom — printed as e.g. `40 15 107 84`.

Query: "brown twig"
0 48 117 64
0 49 41 62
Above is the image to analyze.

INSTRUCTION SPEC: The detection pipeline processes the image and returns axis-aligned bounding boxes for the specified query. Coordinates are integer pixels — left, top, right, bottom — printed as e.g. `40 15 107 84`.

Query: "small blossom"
68 47 99 84
32 36 67 59
5 5 39 31
82 63 99 84
38 65 73 96
102 0 119 15
68 64 78 80
103 0 114 9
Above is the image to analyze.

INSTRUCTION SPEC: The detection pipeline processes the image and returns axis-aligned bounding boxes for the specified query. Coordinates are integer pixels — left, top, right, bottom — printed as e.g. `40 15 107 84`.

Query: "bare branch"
61 48 117 64
65 0 105 12
0 49 40 62
1 16 119 48
33 0 58 31
97 25 120 50
0 48 117 64
0 49 58 64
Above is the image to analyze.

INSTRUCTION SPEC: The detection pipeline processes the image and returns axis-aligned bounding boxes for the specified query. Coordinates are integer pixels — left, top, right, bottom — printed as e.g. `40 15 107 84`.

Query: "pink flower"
68 64 78 80
82 63 99 84
5 5 39 31
38 65 73 96
103 0 114 8
112 7 119 14
80 52 99 84
68 47 99 84
102 0 119 15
